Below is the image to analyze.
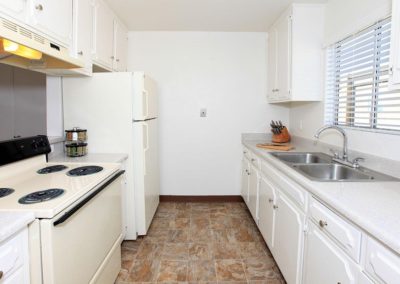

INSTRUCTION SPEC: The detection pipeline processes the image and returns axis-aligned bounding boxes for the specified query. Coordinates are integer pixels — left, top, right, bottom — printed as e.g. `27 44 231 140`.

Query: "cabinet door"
0 0 27 23
248 163 259 223
114 20 128 71
275 11 292 100
273 191 304 284
258 175 276 248
241 158 250 205
93 0 114 70
303 222 358 284
389 0 400 88
29 0 73 47
267 28 278 101
72 0 93 75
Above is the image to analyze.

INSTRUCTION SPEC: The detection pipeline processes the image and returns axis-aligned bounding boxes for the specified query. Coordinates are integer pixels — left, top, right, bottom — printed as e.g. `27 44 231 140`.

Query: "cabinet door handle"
273 205 278 209
116 59 120 62
243 151 247 154
319 220 328 228
35 4 43 11
268 198 274 203
111 56 115 59
78 51 83 56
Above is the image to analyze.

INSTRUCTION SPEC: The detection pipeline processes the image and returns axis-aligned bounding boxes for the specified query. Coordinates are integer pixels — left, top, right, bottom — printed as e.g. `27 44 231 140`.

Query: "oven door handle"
53 170 125 227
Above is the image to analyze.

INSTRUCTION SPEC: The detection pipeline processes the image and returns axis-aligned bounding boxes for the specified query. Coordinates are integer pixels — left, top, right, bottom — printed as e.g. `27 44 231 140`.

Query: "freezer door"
133 119 160 234
133 72 158 120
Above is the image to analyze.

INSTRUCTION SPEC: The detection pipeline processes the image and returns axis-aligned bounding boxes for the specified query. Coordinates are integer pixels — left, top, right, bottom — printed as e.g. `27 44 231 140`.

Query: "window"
325 18 400 132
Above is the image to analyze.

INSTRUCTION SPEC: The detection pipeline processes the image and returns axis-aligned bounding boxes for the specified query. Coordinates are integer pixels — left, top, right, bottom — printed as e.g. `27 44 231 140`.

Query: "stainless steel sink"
269 152 399 182
270 152 332 164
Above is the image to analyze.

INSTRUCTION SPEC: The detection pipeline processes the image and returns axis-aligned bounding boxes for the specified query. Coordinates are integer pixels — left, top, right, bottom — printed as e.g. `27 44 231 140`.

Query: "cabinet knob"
319 220 328 228
35 4 43 11
273 205 278 209
78 51 83 56
116 59 120 62
268 198 274 203
251 158 255 162
243 151 247 154
111 56 115 59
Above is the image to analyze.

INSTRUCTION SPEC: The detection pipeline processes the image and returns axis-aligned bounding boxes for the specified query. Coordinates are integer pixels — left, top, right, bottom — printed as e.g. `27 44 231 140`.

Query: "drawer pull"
268 198 274 203
243 151 247 154
319 220 328 228
35 4 43 11
251 158 256 162
273 205 278 209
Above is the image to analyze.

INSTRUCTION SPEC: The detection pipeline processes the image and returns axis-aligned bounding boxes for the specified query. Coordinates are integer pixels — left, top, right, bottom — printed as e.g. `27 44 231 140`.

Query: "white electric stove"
0 136 125 284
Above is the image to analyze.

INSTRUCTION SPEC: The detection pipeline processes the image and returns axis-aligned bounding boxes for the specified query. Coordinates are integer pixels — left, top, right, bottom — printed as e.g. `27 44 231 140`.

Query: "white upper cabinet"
71 0 93 75
267 4 325 103
93 0 114 70
389 0 400 88
28 0 73 47
93 0 129 72
113 19 128 71
0 0 27 23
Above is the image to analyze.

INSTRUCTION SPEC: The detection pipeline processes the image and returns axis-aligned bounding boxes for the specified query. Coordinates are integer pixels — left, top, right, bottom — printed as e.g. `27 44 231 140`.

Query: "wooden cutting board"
256 143 294 151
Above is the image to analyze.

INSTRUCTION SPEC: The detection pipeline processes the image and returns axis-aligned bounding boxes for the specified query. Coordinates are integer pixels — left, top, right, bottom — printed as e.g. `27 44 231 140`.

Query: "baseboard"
159 195 244 203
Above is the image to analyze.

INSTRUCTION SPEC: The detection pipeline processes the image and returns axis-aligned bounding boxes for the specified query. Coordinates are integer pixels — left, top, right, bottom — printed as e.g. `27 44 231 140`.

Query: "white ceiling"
105 0 326 32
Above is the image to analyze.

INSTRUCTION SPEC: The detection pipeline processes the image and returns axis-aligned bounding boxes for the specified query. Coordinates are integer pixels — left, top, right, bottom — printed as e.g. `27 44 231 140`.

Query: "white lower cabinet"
241 147 400 284
258 174 276 247
303 222 358 284
241 157 250 205
364 236 400 284
273 191 305 284
248 162 259 223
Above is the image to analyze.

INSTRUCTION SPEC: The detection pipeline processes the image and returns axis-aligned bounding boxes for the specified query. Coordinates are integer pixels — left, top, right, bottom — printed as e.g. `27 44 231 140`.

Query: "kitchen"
0 0 399 283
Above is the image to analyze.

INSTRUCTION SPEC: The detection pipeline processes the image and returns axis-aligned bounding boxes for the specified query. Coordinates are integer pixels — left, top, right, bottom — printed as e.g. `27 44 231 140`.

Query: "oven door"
39 171 124 284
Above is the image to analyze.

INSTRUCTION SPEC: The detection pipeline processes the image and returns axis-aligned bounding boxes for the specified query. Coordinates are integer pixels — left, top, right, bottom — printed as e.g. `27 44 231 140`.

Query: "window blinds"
325 17 400 132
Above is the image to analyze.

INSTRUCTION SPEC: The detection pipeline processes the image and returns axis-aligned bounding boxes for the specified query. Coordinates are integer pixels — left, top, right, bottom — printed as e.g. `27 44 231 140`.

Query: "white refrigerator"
62 72 159 239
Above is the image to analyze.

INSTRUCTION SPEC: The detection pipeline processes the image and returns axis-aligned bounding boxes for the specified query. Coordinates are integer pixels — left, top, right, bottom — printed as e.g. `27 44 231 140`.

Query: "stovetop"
0 155 120 218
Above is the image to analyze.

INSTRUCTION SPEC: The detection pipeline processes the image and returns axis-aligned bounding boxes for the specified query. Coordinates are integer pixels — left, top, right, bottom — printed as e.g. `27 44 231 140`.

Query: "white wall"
290 0 400 161
128 32 289 195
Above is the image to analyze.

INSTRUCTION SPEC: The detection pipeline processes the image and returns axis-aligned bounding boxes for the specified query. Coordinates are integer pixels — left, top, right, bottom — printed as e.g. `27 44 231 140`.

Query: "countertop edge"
0 212 35 243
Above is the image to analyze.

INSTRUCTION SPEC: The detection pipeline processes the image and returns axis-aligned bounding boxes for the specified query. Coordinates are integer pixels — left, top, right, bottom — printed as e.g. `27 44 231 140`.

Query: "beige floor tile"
215 259 246 281
162 243 189 260
243 256 280 281
239 242 268 258
191 217 210 229
170 218 191 229
167 229 189 242
188 260 217 282
150 218 171 230
211 229 236 243
213 242 241 259
157 260 188 282
127 259 160 282
136 241 164 259
145 229 170 243
210 216 232 230
189 243 213 260
189 228 213 242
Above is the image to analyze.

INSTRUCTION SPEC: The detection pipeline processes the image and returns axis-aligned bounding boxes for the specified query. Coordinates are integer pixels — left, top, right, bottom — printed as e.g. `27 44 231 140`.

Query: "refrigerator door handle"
143 122 149 175
142 89 149 120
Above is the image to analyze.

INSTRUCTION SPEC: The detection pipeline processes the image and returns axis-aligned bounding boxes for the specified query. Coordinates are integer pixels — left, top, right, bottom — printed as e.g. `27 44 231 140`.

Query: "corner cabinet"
267 4 325 103
389 0 400 89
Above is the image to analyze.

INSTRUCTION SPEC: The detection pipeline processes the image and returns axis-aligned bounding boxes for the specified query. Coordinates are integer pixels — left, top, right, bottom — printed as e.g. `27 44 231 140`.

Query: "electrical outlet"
200 108 207 117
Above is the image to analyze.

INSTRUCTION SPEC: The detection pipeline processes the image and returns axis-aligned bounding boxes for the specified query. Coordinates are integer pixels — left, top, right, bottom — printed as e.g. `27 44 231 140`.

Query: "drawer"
309 197 362 262
0 229 27 280
364 236 400 284
261 160 307 210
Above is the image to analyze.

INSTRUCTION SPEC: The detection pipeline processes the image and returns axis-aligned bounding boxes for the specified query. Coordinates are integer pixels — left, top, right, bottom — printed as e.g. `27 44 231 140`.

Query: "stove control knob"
31 142 39 150
38 140 47 148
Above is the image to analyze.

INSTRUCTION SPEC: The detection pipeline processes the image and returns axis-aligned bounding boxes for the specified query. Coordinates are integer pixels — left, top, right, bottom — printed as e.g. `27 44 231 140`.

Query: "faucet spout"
314 125 348 161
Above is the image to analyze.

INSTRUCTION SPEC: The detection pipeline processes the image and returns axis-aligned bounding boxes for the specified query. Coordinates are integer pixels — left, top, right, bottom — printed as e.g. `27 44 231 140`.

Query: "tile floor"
116 202 286 284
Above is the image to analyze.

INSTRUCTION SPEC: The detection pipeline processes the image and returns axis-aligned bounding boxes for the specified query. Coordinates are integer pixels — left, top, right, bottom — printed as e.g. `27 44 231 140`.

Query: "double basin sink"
270 152 398 182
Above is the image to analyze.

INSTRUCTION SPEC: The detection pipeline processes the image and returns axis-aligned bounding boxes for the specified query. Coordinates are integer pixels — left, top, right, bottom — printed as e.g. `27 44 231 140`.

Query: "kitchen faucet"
314 125 364 168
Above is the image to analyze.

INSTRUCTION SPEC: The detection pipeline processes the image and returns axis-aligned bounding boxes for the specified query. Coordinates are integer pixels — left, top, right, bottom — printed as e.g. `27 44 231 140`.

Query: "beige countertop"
242 134 400 255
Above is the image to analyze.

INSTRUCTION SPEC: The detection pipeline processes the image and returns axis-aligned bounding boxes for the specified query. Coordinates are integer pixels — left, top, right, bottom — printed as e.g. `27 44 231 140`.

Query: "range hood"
0 17 84 75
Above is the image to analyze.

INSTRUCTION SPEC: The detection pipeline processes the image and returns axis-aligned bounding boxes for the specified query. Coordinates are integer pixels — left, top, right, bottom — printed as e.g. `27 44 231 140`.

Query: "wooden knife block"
272 127 291 143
